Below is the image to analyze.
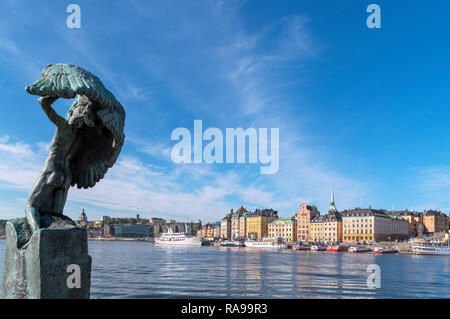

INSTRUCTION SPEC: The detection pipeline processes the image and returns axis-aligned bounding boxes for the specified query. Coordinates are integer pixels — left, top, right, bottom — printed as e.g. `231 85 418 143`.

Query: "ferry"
155 227 203 246
412 241 450 256
245 237 287 249
373 247 397 254
310 244 327 251
220 240 245 247
326 245 348 252
348 246 371 253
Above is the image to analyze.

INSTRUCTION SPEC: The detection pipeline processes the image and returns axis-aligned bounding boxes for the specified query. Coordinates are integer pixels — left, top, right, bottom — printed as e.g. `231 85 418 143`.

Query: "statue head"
67 95 96 128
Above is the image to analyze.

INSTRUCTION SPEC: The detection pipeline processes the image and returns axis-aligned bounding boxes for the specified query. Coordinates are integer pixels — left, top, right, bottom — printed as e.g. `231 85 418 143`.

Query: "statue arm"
38 97 69 129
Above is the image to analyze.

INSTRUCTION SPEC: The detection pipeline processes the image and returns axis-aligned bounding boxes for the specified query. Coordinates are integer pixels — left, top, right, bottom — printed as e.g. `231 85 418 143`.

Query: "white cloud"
0 134 281 222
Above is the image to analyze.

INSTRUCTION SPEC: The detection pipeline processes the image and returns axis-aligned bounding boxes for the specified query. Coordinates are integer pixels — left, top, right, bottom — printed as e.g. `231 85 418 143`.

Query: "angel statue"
24 63 125 233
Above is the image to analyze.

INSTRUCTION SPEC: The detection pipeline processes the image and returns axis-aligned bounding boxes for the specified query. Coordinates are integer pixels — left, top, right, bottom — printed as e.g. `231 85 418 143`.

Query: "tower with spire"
328 185 337 213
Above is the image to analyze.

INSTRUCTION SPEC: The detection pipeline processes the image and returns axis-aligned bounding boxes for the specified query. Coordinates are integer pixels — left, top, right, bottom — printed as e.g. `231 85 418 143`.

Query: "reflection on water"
0 240 449 298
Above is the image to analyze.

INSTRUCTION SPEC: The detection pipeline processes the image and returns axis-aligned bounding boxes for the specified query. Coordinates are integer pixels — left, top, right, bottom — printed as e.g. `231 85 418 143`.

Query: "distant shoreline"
88 237 151 242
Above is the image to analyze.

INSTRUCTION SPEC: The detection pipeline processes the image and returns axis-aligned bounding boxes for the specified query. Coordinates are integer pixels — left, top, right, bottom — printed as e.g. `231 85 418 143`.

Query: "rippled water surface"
0 240 449 298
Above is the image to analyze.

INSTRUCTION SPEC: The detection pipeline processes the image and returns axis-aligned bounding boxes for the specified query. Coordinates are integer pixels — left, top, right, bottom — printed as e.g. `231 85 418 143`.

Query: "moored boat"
295 244 310 250
412 241 450 256
245 237 287 249
155 227 203 246
310 244 327 251
348 246 371 253
373 247 397 254
327 245 348 252
220 240 245 247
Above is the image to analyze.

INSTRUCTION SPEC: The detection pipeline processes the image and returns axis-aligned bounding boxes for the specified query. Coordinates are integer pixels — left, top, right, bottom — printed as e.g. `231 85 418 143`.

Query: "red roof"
234 205 248 215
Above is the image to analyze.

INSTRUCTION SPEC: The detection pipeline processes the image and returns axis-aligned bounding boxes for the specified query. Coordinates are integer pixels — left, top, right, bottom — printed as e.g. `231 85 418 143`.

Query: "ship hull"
245 242 287 249
155 237 203 246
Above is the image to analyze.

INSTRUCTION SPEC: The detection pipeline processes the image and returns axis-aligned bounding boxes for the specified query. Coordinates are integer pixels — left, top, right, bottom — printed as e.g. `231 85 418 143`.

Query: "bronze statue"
24 63 125 232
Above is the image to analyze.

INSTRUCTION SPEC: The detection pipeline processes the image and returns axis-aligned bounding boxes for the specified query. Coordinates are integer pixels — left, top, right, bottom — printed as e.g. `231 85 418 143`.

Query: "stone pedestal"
2 217 91 299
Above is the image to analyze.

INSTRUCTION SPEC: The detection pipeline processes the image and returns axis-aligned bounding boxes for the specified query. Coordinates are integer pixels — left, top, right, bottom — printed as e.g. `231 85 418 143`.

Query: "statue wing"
26 63 125 189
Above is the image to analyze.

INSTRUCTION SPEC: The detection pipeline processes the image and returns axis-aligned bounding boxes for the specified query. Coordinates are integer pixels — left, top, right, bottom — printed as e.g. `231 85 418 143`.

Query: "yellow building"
246 209 278 239
220 213 232 239
268 217 297 243
310 215 325 242
239 213 249 239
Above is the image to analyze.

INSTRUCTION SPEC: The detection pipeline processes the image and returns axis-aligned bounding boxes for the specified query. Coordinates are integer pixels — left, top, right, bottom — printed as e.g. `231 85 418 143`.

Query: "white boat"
155 227 203 246
220 240 245 247
373 247 397 254
310 244 327 251
348 246 370 253
245 237 287 249
412 241 450 256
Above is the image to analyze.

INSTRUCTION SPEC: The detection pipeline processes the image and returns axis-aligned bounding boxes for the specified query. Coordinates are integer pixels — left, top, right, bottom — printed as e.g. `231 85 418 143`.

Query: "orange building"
296 203 320 242
200 223 215 239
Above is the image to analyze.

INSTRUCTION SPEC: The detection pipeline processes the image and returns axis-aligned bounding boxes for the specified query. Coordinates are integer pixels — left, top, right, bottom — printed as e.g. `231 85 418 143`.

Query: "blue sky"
0 0 450 223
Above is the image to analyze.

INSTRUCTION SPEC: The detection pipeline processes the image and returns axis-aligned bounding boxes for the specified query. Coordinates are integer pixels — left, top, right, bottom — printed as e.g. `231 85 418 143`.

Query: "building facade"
246 209 279 239
296 203 320 242
105 224 153 238
220 212 232 239
342 208 409 243
395 210 423 236
231 206 248 239
310 215 326 242
323 212 343 244
200 223 216 239
268 217 297 243
309 187 342 243
214 221 221 238
239 213 249 239
422 210 449 234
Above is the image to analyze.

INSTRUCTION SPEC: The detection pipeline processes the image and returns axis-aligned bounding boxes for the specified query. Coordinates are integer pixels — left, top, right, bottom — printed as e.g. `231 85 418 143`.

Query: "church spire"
328 185 337 213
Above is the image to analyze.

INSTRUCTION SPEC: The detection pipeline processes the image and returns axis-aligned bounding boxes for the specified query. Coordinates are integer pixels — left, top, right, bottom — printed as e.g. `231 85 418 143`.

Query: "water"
0 240 449 298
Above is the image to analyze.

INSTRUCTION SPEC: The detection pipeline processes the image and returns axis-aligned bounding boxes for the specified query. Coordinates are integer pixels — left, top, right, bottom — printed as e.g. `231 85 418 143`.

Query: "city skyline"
1 1 450 222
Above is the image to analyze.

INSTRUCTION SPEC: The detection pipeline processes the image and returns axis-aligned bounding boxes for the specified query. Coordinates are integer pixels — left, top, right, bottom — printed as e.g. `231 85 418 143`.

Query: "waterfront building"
231 205 248 239
200 223 216 239
323 187 343 243
220 210 233 239
77 208 88 228
422 210 449 234
246 209 278 239
239 212 250 239
105 224 154 238
309 187 343 243
395 210 423 236
268 216 297 243
310 215 326 242
342 208 409 243
323 212 343 244
296 203 320 242
214 221 221 238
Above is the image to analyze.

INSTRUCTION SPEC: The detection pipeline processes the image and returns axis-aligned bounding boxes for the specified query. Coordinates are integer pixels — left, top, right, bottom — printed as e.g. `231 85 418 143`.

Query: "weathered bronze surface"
2 64 125 298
